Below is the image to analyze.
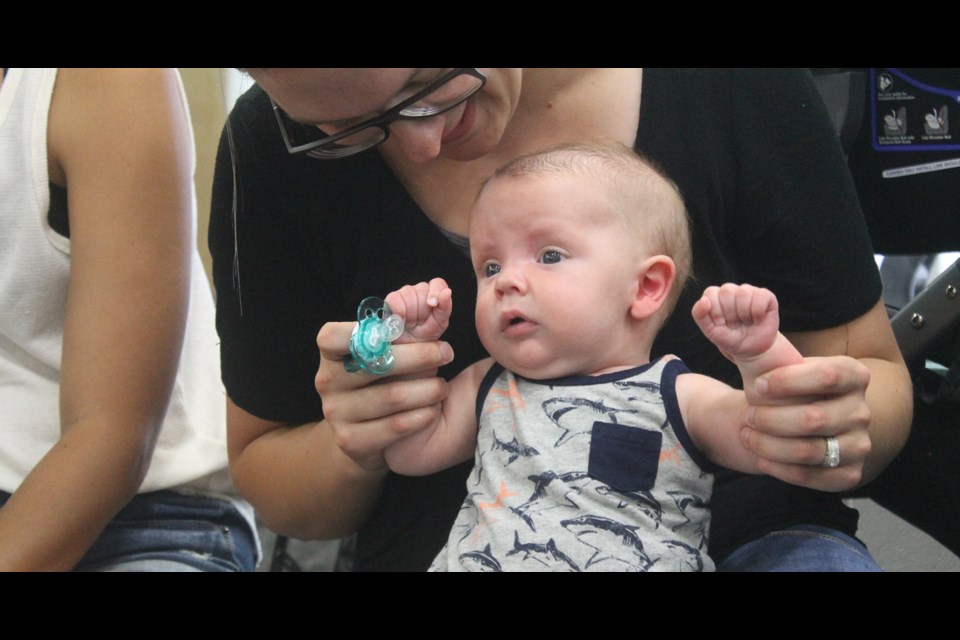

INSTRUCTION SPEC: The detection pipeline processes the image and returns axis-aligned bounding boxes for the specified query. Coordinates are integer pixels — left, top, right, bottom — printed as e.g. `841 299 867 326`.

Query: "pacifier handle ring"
344 296 404 375
358 297 387 322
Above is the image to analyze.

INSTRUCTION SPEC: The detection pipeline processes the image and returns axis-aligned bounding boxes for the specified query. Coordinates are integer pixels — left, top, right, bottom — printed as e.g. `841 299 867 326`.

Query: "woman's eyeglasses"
272 68 487 160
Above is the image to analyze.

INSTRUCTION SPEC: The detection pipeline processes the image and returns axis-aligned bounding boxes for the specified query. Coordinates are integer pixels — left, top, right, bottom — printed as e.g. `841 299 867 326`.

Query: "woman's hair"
479 140 693 322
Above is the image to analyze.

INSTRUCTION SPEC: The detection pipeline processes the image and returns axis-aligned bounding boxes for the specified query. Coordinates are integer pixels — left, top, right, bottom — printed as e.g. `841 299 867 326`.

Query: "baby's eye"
483 263 502 278
539 250 564 265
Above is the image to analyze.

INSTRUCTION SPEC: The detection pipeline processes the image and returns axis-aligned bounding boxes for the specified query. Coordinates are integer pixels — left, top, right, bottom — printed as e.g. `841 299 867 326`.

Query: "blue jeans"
0 489 257 572
717 525 883 572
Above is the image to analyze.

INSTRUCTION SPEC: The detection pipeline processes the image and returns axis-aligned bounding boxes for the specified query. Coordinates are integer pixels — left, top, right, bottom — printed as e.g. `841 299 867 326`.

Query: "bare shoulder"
55 68 181 103
49 68 191 181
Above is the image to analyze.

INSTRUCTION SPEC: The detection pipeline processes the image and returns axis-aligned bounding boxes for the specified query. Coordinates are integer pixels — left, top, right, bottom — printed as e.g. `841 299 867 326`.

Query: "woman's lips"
441 97 476 145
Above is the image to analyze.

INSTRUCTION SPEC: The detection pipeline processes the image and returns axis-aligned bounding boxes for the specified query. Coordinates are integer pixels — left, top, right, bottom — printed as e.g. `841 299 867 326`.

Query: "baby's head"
469 141 691 378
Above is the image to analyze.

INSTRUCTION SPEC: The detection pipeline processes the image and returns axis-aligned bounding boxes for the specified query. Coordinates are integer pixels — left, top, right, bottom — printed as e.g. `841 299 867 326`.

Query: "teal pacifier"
343 297 405 375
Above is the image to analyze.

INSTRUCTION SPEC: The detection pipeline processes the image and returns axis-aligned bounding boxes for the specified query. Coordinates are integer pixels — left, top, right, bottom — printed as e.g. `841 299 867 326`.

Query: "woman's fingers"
753 356 871 402
740 354 873 492
325 376 451 456
314 321 455 469
741 416 871 467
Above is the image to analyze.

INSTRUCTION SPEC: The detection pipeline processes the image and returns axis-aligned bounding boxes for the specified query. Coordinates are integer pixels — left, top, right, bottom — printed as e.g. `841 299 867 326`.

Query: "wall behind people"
179 68 249 288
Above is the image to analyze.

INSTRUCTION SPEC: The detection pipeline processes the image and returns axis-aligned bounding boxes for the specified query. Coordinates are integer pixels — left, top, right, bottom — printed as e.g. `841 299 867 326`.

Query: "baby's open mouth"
501 312 535 334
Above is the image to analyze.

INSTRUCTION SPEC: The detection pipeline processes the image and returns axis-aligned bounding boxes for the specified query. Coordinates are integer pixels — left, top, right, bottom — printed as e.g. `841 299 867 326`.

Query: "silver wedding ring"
822 435 841 468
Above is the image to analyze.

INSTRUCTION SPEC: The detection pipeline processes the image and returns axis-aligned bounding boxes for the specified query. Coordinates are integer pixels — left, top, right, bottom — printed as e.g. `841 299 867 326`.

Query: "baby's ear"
630 255 676 321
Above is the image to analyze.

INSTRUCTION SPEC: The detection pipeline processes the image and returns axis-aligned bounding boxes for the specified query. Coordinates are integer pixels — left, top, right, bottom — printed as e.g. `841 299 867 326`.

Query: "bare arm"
676 374 756 473
227 396 387 540
691 284 805 404
384 358 493 476
684 284 805 474
378 279 487 475
692 285 911 491
770 298 912 487
0 69 195 570
228 320 455 540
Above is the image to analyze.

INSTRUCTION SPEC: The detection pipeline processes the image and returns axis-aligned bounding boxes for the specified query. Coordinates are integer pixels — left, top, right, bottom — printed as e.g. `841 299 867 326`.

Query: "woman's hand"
315 320 455 472
742 354 873 492
740 297 912 493
228 287 457 539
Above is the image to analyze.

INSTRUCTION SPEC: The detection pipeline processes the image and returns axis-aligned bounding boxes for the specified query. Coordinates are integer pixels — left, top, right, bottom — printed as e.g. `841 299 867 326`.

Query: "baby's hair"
478 140 692 322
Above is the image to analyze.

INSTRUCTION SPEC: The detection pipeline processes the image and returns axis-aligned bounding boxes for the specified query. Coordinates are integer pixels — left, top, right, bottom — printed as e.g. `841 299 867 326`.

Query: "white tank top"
0 68 237 497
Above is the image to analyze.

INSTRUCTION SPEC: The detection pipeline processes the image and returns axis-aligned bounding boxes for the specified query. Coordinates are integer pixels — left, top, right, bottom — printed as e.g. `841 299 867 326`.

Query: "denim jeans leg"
76 490 258 572
717 525 883 572
0 489 256 572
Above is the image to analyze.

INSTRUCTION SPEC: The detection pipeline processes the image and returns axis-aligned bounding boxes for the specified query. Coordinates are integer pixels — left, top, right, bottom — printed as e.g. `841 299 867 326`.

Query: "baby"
377 141 803 571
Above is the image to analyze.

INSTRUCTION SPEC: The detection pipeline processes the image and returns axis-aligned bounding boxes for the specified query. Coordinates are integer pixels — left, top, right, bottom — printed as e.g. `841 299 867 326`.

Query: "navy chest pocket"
587 421 662 492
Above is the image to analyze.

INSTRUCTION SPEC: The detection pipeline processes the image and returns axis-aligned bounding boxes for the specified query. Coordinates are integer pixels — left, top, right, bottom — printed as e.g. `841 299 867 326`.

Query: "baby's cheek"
474 314 499 356
474 314 494 343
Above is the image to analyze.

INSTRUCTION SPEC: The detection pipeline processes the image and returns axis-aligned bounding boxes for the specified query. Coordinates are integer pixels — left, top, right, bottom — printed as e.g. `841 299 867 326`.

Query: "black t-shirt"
210 69 882 570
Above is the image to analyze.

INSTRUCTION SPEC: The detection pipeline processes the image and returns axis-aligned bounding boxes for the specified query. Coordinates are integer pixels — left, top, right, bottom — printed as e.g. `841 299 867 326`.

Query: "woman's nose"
388 117 445 164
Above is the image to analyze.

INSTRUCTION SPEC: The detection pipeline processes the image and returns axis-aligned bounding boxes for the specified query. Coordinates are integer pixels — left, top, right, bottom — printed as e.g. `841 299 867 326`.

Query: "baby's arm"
680 284 805 473
380 279 488 475
384 358 493 475
691 283 803 403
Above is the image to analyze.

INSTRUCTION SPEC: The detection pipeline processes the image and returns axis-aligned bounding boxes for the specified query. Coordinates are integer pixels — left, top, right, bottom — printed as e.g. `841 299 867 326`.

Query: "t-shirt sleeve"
644 69 884 386
720 68 882 331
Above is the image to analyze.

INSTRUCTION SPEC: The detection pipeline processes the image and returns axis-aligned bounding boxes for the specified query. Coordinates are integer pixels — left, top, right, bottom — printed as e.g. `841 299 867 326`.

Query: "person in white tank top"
0 68 258 571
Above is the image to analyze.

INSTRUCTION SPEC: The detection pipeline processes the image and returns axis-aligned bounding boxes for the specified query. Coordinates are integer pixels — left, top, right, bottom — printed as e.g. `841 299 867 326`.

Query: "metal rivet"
911 313 925 329
947 285 957 299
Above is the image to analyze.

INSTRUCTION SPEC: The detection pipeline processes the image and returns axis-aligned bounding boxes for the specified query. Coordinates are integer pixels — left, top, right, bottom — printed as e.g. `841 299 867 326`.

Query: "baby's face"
469 174 650 379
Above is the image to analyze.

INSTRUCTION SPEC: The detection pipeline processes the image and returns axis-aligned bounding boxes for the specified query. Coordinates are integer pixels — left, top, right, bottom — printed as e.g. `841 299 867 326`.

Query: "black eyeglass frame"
271 68 487 159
